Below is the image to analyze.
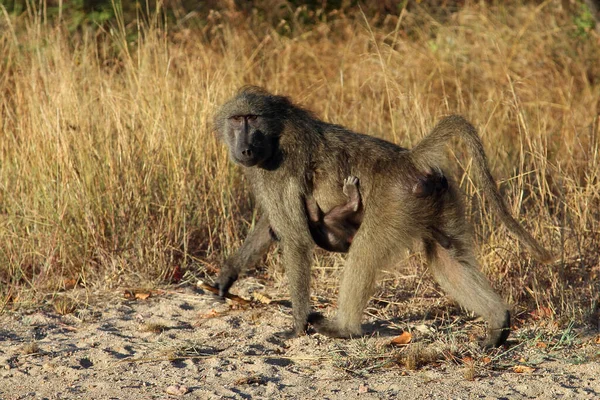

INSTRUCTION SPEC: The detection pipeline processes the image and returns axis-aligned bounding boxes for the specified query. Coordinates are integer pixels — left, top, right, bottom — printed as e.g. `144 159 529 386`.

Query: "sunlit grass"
0 2 598 329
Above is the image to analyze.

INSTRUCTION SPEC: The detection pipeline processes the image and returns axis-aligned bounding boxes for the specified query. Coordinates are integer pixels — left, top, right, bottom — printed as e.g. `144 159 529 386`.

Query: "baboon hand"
482 310 511 348
215 268 239 298
273 324 309 340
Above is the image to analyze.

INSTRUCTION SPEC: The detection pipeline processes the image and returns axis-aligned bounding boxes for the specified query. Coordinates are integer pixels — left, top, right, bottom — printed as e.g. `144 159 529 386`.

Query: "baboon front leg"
276 241 313 338
309 235 387 337
215 215 273 297
424 240 510 347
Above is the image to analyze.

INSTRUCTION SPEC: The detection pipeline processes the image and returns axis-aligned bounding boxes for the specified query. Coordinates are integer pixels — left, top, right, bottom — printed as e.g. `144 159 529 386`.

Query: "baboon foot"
482 310 511 348
307 312 362 338
214 269 239 298
273 323 309 340
342 176 359 197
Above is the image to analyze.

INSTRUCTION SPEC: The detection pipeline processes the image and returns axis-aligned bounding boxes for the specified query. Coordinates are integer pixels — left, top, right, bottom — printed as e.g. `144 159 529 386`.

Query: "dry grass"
0 1 599 338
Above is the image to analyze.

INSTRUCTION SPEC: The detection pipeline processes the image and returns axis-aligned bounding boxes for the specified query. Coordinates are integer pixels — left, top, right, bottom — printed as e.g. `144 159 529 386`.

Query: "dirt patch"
1 278 599 399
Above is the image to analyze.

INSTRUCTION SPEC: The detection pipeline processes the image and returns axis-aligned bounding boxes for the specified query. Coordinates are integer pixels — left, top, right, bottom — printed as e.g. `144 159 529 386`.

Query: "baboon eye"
247 115 258 121
230 116 244 125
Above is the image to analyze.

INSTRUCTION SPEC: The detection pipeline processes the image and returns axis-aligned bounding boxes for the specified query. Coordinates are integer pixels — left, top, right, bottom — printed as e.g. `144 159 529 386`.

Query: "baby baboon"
306 171 450 253
214 86 553 347
305 175 363 253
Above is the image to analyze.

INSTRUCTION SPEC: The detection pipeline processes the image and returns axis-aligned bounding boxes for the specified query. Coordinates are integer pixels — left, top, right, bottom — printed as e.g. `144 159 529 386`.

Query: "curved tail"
410 115 554 263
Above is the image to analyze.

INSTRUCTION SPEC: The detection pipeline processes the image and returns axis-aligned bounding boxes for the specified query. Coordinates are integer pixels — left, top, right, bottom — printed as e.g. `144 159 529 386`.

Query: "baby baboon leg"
424 240 510 347
342 176 360 212
215 216 273 297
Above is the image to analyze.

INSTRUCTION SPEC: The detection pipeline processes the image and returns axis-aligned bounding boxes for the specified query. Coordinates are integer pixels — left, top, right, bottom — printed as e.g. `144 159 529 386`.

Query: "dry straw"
0 2 598 326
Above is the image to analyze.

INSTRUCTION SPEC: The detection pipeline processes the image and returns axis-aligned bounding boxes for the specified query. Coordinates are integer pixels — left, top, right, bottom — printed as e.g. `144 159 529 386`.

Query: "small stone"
165 385 189 396
42 362 56 371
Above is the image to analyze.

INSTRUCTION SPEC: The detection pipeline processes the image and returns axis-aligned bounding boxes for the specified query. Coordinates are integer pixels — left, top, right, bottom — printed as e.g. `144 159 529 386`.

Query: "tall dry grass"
0 2 598 324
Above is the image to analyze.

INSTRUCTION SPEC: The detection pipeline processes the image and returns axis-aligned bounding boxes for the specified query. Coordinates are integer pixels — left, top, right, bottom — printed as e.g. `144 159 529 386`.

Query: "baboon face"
225 114 274 167
216 88 288 168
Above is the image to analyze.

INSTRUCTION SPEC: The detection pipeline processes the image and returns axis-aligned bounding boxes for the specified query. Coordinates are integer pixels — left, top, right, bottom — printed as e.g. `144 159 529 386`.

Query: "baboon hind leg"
424 240 510 347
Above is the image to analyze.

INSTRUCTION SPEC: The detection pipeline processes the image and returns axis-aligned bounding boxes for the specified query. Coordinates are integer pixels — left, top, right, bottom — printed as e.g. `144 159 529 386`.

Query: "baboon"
214 86 553 347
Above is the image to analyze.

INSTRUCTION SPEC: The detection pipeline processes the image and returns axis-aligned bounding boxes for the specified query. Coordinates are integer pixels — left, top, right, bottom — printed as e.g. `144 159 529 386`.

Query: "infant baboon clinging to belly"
305 170 451 253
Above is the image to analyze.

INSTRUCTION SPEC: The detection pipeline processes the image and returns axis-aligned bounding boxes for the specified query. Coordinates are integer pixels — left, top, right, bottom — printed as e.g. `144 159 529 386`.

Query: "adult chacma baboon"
214 86 553 347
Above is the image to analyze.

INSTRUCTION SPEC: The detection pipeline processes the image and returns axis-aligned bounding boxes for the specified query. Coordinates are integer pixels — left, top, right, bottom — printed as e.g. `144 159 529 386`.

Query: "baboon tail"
410 115 554 263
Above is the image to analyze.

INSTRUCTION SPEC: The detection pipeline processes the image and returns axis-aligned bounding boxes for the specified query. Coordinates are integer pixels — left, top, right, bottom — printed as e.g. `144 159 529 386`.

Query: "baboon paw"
482 310 511 348
308 312 359 338
272 324 308 340
214 271 238 298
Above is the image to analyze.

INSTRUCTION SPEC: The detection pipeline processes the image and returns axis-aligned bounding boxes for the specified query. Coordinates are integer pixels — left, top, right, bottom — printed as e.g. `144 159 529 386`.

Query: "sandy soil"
1 276 599 400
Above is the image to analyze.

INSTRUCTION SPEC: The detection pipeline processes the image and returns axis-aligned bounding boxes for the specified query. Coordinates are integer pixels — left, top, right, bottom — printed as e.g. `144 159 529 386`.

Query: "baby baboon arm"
215 215 273 297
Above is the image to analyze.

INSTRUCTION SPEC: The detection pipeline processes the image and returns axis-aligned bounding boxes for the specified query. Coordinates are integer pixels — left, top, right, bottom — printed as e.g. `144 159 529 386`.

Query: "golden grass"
0 2 598 329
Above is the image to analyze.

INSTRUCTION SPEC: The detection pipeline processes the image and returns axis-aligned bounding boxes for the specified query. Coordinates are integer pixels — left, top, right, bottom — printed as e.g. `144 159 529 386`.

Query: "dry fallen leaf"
482 357 491 364
390 331 412 346
123 290 151 300
530 306 553 320
462 356 473 364
513 365 535 374
63 278 77 290
134 291 151 300
167 265 183 284
595 336 600 344
536 341 548 348
199 309 219 319
252 292 272 304
358 384 369 394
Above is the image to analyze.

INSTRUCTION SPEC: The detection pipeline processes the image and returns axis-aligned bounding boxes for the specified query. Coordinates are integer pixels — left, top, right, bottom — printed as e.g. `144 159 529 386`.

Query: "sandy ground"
1 276 599 400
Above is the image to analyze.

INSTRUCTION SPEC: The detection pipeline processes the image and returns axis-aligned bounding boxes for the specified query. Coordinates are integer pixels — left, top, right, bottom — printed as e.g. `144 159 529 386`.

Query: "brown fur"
214 86 553 347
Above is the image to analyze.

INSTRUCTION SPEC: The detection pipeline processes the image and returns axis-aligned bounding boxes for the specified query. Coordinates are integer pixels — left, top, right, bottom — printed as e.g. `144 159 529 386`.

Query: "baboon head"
214 86 289 169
